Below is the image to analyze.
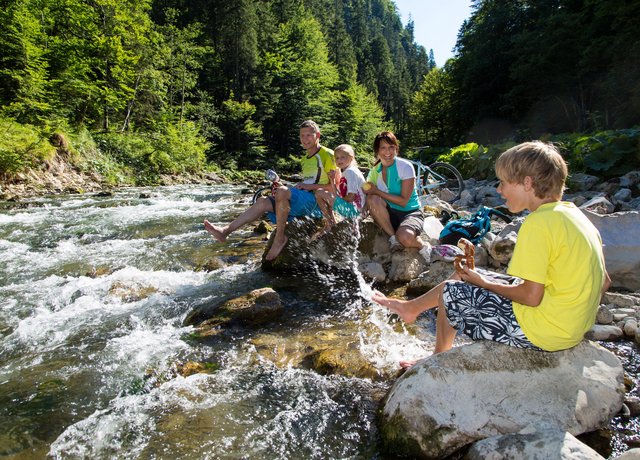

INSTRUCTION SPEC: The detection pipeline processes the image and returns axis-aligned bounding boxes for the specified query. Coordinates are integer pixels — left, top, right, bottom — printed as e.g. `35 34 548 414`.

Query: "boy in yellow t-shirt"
372 141 611 368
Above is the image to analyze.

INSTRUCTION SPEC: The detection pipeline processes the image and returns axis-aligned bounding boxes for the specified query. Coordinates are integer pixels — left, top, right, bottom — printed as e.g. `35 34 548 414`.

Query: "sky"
393 1 473 67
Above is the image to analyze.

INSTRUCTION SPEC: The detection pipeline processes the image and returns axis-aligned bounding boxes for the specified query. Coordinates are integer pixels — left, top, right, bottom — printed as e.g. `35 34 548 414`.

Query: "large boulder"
582 210 640 291
380 341 624 459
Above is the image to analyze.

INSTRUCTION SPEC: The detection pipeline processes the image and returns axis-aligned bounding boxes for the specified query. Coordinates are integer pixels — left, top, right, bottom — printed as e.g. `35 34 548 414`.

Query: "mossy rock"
184 287 283 329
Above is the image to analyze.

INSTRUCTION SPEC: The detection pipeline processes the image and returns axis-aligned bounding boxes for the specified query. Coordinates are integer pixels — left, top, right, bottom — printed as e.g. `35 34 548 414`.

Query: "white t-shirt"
338 164 366 210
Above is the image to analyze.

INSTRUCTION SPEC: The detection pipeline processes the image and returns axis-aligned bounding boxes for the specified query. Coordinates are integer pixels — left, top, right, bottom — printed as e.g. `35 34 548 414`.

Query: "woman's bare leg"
396 227 425 249
366 195 395 237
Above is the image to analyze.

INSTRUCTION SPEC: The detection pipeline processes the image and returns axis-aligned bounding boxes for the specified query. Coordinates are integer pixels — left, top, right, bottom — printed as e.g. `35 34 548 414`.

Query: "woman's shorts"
388 206 424 235
442 269 541 350
267 187 321 223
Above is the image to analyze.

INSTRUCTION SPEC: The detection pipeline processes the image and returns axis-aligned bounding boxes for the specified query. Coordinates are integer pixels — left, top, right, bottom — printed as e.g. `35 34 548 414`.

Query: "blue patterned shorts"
442 269 541 350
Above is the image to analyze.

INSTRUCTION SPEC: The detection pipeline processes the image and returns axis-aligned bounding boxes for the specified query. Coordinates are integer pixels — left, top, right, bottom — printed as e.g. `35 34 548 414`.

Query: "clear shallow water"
0 185 437 459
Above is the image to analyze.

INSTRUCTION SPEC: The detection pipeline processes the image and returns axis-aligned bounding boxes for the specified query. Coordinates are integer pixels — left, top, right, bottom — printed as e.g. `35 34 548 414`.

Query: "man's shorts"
388 206 424 236
442 269 541 350
267 187 321 223
333 197 359 218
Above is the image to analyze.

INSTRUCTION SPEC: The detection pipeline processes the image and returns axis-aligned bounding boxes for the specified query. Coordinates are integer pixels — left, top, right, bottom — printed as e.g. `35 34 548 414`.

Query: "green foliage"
215 98 266 170
0 0 51 124
446 0 640 142
423 128 640 183
435 142 514 180
0 117 56 174
408 67 458 147
550 128 640 178
94 121 208 183
321 82 388 167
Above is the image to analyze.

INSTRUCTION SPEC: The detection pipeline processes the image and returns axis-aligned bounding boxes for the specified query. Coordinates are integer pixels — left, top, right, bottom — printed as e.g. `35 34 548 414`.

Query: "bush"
552 128 640 178
0 117 56 175
94 121 209 184
435 142 515 180
151 121 209 174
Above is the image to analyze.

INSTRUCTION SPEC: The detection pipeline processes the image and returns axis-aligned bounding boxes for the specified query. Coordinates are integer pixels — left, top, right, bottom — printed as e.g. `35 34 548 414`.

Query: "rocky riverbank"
0 150 225 201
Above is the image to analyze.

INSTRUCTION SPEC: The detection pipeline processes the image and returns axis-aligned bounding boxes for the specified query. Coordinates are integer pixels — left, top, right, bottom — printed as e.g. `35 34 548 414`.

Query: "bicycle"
407 148 465 203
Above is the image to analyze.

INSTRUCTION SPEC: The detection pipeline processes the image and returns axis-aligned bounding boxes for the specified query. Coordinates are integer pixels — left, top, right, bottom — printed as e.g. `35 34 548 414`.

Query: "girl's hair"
373 131 399 153
495 141 568 200
334 143 355 161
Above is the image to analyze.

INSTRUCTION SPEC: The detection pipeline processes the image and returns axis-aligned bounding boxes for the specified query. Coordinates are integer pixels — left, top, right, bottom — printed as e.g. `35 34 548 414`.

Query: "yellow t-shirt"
509 202 606 351
300 145 336 185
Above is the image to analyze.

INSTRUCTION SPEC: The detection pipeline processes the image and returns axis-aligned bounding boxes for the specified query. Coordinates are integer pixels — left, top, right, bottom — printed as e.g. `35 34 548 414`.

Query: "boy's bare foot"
371 291 420 324
265 235 288 261
204 219 227 242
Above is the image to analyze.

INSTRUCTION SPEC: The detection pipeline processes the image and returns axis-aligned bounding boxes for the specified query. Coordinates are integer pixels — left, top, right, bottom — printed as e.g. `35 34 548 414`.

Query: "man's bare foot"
399 360 417 369
204 219 227 242
265 235 288 261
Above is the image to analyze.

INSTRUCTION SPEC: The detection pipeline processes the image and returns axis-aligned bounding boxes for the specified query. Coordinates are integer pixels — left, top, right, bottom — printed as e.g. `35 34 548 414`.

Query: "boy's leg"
366 195 395 237
434 298 457 354
265 186 292 261
372 279 449 323
204 197 273 242
400 294 456 369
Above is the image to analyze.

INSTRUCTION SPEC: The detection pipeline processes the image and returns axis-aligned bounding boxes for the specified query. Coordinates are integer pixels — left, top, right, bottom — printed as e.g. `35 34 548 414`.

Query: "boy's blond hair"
495 141 568 200
334 144 356 161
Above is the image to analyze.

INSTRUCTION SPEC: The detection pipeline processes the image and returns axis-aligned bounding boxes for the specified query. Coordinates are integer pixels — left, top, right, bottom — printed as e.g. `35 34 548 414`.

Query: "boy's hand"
457 266 485 287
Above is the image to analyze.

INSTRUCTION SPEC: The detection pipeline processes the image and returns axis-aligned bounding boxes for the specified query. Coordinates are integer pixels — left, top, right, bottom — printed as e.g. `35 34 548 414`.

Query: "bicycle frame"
408 160 447 194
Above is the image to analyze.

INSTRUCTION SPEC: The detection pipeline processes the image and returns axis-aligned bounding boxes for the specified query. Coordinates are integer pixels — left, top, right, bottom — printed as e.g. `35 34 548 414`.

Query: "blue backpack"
439 206 512 245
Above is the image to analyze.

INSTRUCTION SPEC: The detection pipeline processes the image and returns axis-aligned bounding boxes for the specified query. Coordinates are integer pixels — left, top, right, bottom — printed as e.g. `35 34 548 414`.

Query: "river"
0 184 438 459
0 184 637 459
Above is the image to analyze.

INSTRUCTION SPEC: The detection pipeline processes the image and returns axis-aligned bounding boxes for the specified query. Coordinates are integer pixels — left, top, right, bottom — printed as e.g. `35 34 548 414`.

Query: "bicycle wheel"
251 186 272 205
424 162 465 203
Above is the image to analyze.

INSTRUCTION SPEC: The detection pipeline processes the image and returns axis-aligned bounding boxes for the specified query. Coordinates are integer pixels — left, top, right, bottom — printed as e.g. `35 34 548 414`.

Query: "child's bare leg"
398 285 456 368
312 189 336 239
265 186 291 261
204 197 272 242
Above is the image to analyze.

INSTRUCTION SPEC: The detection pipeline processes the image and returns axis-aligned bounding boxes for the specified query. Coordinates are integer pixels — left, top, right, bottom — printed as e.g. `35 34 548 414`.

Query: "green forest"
1 0 639 185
